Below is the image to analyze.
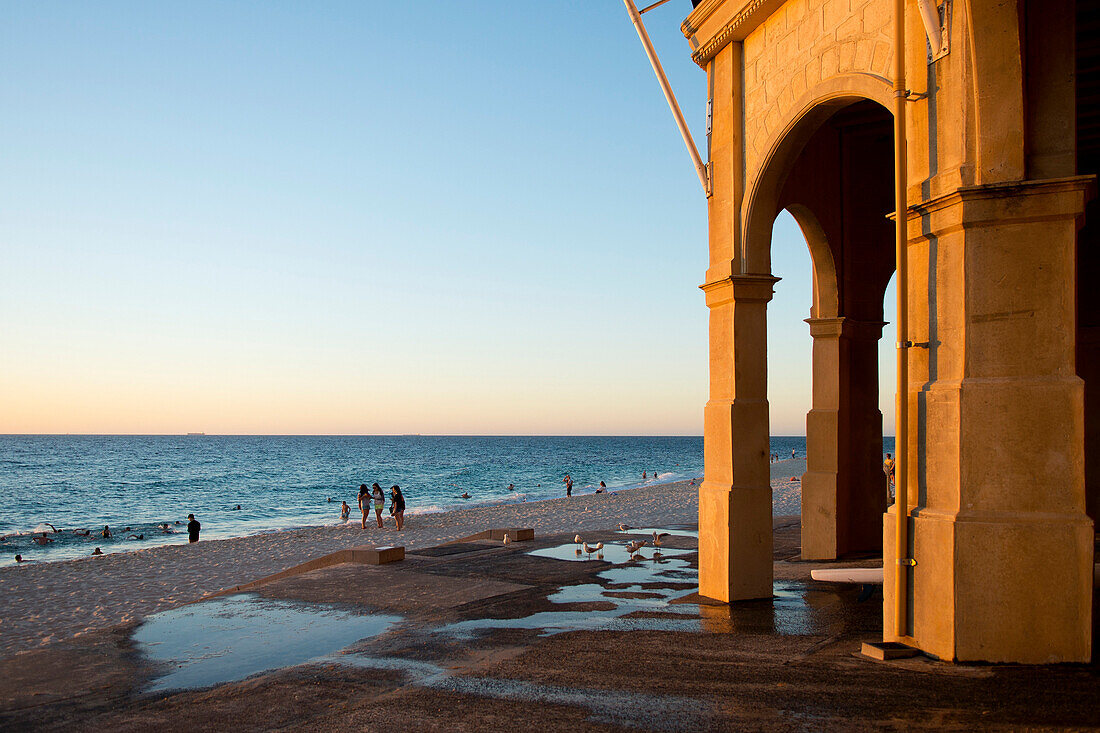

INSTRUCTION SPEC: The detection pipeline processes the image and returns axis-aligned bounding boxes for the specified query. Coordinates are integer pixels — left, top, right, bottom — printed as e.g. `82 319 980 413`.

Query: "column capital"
804 316 887 340
700 273 780 307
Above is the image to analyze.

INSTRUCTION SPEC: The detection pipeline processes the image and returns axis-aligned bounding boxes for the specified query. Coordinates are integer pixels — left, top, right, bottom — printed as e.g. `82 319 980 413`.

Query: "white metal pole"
623 0 709 195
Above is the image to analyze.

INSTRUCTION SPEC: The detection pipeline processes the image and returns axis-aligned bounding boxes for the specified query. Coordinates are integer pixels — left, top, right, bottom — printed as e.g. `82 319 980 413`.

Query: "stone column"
883 177 1094 662
803 318 887 560
700 274 777 602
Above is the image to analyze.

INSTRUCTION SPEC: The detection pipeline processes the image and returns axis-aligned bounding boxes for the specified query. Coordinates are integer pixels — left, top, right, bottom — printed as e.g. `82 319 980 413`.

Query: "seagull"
617 523 633 531
652 532 669 548
625 539 647 555
582 541 604 556
574 534 583 545
502 533 512 545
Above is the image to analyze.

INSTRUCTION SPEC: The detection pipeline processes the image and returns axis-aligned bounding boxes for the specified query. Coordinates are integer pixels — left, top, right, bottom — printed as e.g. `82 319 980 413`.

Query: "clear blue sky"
0 0 894 435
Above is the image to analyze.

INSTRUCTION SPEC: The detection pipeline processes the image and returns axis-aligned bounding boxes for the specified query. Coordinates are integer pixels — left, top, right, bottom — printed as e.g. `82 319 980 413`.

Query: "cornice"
681 0 785 68
905 175 1097 220
680 0 726 35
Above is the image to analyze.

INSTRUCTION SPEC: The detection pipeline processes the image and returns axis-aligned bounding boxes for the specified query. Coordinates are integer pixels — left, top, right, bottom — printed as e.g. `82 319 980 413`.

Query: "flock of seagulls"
569 529 673 561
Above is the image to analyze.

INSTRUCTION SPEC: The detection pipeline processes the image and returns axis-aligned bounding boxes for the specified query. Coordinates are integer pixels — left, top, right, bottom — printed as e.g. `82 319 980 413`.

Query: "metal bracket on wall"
922 0 951 63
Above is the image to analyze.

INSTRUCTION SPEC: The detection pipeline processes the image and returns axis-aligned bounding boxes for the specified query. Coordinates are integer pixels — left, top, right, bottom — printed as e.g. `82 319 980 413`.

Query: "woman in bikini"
357 484 370 529
371 483 386 528
390 485 406 531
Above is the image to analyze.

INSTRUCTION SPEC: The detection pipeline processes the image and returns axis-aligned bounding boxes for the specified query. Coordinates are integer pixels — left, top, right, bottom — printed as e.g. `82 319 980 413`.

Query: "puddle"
133 594 400 692
617 526 699 539
440 539 848 640
529 541 692 565
435 541 700 639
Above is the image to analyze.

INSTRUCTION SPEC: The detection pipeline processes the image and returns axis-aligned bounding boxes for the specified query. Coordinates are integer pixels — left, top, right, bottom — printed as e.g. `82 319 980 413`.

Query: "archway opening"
760 99 896 560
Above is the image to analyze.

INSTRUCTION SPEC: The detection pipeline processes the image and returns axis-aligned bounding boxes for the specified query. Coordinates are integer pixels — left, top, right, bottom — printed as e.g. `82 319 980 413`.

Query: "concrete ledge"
349 545 404 565
448 528 535 544
207 544 405 598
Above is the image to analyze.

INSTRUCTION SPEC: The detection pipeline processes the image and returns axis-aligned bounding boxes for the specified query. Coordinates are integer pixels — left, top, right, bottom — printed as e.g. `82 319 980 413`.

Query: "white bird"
582 541 604 555
617 523 632 531
652 532 669 548
574 534 583 545
502 533 512 545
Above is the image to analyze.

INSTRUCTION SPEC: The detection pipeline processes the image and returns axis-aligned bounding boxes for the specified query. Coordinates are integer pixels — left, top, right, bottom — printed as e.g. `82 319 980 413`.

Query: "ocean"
0 434 891 566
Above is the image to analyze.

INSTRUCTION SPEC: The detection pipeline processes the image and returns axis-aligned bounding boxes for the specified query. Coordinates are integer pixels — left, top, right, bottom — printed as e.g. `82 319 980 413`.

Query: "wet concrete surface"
1 522 1098 731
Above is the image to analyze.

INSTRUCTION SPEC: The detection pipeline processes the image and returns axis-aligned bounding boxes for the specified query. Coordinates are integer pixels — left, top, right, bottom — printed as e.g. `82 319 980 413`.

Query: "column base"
884 507 1093 662
698 480 773 602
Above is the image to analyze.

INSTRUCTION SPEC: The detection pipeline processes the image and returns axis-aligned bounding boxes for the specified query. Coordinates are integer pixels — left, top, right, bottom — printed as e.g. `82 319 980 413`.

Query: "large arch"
742 75 894 275
757 96 896 560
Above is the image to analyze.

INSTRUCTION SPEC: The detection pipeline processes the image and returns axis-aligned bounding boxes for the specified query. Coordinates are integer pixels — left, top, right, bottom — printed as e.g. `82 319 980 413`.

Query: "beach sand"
0 460 807 659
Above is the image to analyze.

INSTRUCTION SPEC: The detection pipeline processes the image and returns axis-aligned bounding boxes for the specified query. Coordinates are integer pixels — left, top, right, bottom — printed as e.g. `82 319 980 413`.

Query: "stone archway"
687 0 1093 662
763 100 896 561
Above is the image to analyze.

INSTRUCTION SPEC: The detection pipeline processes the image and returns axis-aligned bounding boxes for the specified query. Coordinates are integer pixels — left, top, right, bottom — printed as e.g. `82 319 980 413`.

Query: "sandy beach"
0 460 806 659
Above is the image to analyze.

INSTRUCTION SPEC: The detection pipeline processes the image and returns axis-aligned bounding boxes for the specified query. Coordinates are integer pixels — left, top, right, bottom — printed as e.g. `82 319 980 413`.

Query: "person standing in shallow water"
563 474 573 496
371 483 385 528
389 485 405 530
186 514 200 543
357 484 370 529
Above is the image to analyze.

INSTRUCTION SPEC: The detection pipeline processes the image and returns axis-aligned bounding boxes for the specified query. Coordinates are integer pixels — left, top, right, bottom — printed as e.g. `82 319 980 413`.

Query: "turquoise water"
0 434 889 565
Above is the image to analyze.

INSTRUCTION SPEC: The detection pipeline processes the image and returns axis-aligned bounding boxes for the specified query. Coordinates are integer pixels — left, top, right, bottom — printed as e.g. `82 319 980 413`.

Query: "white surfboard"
810 567 884 584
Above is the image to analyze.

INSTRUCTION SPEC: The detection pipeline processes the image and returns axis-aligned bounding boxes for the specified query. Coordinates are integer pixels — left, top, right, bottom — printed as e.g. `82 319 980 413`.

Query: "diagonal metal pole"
623 0 710 195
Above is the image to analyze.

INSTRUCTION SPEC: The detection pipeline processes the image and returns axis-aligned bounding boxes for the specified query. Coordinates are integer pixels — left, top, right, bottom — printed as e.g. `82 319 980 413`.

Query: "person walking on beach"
371 483 385 528
563 474 573 497
883 453 896 500
357 484 370 529
187 514 201 543
389 485 406 531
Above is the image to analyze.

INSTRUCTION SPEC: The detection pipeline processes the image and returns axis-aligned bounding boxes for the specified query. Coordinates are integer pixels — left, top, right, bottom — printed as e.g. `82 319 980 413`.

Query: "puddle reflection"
133 594 400 692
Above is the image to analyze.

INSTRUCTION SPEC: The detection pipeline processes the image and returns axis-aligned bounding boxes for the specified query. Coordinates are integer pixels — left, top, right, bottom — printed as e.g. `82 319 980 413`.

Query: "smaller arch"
785 204 839 320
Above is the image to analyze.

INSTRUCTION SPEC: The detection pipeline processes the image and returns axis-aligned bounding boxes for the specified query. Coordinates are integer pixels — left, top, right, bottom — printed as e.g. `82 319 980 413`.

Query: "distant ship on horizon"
185 432 206 436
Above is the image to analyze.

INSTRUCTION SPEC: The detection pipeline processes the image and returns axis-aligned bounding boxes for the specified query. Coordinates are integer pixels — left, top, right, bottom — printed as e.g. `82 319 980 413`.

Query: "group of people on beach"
346 484 405 531
562 472 660 497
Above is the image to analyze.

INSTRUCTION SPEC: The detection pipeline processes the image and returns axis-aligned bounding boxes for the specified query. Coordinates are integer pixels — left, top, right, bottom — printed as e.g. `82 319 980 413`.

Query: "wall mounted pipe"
892 0 912 641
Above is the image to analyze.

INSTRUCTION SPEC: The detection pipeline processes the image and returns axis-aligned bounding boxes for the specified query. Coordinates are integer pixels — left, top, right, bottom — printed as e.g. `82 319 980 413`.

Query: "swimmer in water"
92 548 102 556
33 533 53 545
73 529 90 537
15 554 24 563
506 483 514 492
340 501 350 521
101 525 111 539
642 471 647 480
460 492 471 499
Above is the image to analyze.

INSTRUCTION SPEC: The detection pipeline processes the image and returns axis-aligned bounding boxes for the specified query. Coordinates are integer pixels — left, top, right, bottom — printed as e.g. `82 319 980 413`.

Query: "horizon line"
0 433 901 439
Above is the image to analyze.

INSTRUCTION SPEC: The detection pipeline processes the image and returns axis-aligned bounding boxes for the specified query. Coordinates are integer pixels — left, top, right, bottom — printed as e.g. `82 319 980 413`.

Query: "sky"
0 1 895 436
